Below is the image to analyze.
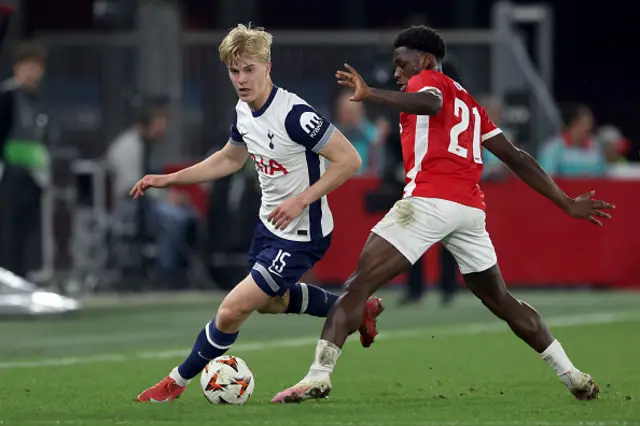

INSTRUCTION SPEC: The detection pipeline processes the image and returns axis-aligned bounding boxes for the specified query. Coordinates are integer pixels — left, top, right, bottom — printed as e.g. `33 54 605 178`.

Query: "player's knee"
216 304 252 330
344 259 380 298
343 276 373 299
512 298 543 332
483 292 540 329
478 289 510 316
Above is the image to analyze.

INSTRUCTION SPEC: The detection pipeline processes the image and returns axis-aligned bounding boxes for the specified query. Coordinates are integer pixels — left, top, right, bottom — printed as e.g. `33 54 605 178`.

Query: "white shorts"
371 197 497 275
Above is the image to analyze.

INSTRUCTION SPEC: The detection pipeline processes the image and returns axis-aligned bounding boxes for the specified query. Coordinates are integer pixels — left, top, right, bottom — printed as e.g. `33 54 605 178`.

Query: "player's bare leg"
136 274 271 403
137 277 384 403
258 291 385 348
319 236 405 347
257 288 385 348
464 264 599 401
272 234 408 403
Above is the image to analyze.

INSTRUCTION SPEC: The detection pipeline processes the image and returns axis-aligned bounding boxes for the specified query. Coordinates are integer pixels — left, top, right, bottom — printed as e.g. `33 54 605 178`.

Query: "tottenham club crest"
267 130 275 149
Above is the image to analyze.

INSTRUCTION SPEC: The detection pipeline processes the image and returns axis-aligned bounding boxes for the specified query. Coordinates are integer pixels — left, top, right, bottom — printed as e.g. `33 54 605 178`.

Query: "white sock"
169 367 191 387
305 339 341 380
540 339 576 376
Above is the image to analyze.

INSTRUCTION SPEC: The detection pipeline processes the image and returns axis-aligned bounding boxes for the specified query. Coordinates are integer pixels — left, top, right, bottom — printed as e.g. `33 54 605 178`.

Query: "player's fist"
336 63 371 102
268 196 307 230
129 174 173 199
564 190 615 226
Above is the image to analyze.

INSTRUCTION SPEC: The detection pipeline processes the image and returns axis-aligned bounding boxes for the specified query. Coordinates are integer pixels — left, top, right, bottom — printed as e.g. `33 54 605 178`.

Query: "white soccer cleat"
560 370 600 400
271 378 332 404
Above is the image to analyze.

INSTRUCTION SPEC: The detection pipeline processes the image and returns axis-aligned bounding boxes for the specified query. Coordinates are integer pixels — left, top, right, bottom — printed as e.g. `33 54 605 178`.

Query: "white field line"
7 296 634 349
0 311 637 370
1 421 639 426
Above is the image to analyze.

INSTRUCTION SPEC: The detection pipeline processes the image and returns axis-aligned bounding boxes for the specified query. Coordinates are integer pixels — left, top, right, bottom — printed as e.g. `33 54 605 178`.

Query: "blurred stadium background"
1 0 636 309
1 0 638 310
2 1 639 424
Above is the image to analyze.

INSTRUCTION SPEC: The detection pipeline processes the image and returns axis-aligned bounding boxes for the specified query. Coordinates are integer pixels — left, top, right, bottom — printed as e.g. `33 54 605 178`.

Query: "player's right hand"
564 190 615 226
336 63 371 102
129 174 172 199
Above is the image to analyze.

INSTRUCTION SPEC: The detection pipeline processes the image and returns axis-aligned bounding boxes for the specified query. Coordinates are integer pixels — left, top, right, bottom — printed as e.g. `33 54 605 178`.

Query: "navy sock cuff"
206 319 238 349
286 282 304 314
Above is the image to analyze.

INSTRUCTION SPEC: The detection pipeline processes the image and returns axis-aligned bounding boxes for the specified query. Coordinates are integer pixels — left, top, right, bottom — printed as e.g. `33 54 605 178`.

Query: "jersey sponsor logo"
299 111 323 138
251 154 289 176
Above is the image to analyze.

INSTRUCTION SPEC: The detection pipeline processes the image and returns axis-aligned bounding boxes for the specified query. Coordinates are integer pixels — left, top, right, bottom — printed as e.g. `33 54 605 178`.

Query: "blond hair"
219 23 273 66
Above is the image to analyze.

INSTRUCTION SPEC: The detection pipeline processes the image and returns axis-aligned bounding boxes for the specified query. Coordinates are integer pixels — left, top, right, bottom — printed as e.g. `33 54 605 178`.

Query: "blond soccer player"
134 24 384 403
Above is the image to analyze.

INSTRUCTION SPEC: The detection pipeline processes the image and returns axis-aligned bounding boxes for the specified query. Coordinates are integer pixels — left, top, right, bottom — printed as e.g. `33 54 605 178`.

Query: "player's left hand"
268 196 307 230
564 190 615 226
336 63 371 102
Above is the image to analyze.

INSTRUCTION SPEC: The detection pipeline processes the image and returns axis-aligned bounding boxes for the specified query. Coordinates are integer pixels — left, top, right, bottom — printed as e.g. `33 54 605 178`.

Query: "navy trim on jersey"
284 104 334 152
230 109 245 145
305 151 323 240
252 85 279 118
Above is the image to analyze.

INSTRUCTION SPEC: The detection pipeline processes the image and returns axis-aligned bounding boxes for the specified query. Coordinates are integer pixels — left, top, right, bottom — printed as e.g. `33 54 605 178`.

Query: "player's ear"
421 54 435 70
265 61 272 76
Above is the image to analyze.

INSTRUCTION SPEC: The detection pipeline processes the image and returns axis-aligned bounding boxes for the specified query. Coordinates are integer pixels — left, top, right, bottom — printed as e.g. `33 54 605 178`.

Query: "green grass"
1 290 640 425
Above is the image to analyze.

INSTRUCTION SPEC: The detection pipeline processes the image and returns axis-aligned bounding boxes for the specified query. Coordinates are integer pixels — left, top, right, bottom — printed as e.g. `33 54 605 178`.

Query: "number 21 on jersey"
448 82 482 164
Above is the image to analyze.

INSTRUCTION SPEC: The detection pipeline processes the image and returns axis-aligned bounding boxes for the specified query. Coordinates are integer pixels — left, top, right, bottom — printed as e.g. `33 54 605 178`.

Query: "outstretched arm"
483 133 614 226
336 64 442 116
130 141 248 199
363 87 442 116
166 141 249 186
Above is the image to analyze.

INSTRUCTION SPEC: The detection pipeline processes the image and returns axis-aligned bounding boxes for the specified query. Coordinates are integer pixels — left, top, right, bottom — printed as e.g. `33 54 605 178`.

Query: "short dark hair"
13 40 47 65
135 95 170 126
393 26 446 61
560 102 589 128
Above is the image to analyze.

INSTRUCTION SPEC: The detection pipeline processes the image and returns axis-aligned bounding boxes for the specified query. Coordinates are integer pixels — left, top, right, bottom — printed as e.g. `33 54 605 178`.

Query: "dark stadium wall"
22 0 638 157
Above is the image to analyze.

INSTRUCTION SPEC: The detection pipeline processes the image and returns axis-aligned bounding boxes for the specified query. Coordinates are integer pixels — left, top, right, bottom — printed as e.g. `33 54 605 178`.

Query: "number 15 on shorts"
268 249 290 277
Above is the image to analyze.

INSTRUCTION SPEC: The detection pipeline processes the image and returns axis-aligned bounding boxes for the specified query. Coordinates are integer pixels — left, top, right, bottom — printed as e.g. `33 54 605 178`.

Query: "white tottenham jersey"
229 85 335 242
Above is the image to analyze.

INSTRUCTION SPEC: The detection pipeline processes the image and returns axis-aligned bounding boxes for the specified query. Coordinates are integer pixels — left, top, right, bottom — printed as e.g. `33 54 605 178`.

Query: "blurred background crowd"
0 0 637 315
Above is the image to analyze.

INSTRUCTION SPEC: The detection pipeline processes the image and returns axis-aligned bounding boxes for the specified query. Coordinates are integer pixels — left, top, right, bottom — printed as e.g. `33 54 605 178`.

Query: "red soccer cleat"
136 376 186 403
359 297 385 348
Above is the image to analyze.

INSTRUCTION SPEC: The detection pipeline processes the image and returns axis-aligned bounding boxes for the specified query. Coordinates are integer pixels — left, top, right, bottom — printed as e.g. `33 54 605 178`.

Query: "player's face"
393 47 428 91
574 108 594 141
148 113 168 140
227 55 271 103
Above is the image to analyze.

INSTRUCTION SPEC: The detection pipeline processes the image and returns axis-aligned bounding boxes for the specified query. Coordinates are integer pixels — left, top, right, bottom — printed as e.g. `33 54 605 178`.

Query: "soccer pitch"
2 290 639 425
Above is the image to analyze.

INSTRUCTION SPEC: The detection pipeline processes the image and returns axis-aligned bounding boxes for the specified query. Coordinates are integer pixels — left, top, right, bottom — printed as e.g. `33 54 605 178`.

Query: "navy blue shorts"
248 220 332 297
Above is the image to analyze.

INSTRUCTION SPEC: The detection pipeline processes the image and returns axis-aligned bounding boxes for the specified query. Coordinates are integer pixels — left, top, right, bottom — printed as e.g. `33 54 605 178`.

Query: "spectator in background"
596 124 630 165
106 98 197 276
333 90 389 175
0 40 49 278
539 102 606 177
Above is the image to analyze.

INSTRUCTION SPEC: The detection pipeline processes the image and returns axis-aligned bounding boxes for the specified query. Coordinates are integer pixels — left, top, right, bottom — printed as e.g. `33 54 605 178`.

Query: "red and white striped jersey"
400 70 502 211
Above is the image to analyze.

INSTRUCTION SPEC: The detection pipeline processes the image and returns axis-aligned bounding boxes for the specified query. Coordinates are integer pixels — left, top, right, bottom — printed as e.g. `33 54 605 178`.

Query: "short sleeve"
478 106 503 142
405 70 444 100
284 104 336 153
229 109 246 146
